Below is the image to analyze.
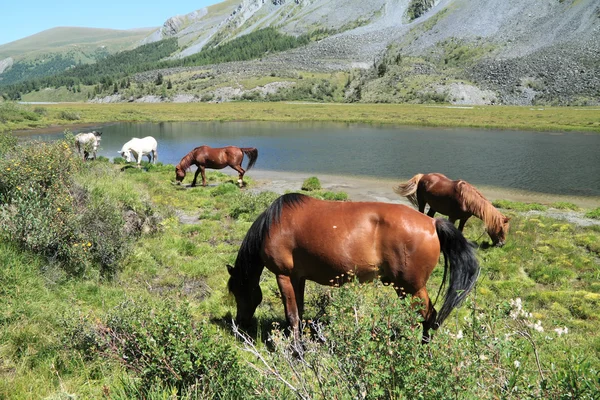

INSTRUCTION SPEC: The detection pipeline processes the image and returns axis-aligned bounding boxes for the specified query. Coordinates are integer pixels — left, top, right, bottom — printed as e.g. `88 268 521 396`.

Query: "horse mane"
456 181 505 234
230 193 308 287
176 149 198 171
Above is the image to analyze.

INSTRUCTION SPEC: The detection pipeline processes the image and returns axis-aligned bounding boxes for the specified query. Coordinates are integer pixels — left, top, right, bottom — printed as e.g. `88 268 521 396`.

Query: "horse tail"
393 173 424 208
232 193 307 280
434 218 480 328
241 147 258 171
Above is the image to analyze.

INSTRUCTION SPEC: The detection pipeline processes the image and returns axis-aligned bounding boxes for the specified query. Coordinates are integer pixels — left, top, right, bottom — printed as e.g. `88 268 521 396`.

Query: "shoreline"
249 169 600 209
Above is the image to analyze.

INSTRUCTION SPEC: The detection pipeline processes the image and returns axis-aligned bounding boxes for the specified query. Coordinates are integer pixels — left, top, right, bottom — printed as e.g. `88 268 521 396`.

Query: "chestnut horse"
227 193 480 344
175 146 258 187
394 173 510 247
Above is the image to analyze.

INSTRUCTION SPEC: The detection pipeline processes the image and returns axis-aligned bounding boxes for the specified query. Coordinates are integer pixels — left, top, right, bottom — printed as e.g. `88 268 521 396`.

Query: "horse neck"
177 152 195 170
460 183 503 231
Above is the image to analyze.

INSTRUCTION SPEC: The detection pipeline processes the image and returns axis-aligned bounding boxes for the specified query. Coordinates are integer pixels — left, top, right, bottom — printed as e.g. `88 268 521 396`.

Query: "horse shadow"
120 164 141 172
211 314 290 351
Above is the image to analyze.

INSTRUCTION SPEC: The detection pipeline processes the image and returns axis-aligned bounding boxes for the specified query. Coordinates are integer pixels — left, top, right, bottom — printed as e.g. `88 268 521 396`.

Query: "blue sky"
0 0 221 46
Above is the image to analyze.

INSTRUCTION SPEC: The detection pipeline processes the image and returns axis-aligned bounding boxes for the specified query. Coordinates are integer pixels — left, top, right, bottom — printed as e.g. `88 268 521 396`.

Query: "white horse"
118 136 158 166
74 131 102 160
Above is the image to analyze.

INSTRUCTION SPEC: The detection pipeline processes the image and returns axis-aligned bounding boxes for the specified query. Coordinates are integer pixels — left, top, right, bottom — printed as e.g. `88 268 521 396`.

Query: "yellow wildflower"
87 242 91 247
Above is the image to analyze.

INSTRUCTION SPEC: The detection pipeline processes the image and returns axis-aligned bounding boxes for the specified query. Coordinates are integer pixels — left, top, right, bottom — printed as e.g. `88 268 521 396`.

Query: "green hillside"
0 27 154 60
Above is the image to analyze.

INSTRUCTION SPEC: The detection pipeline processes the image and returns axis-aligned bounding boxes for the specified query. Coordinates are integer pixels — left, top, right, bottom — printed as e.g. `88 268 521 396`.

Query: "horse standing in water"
394 173 510 247
175 145 258 187
227 193 480 344
74 131 102 160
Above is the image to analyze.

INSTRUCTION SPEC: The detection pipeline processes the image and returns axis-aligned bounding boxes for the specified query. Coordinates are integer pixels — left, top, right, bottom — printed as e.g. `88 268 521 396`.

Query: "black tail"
241 147 258 171
232 193 307 282
434 218 480 328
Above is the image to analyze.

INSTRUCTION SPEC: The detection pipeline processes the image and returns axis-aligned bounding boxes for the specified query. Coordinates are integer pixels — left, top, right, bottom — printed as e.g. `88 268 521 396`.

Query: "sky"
0 0 221 46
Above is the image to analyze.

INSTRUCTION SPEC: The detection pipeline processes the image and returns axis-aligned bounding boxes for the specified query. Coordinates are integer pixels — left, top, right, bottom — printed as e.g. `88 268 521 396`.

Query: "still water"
20 121 600 197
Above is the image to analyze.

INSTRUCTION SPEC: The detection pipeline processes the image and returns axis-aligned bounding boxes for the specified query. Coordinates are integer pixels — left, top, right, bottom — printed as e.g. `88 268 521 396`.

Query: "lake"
18 121 600 197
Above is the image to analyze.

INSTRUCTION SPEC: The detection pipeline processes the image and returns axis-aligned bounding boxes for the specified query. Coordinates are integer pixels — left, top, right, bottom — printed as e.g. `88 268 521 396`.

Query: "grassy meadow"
0 127 599 398
2 101 600 134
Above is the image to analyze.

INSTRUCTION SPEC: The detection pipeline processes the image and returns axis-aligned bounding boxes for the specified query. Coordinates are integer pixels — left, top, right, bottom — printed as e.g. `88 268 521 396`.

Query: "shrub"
67 300 252 397
58 110 81 121
319 191 348 201
585 207 600 220
551 202 579 211
235 281 600 399
228 191 279 221
33 106 47 116
301 176 321 191
0 102 39 123
210 182 239 197
0 132 157 276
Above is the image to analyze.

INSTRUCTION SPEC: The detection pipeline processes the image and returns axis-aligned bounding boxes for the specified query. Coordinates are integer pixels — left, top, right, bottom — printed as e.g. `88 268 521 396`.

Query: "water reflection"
17 121 600 196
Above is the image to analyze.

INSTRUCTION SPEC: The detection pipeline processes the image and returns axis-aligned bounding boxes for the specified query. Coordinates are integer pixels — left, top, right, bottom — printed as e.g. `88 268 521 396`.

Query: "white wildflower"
554 326 569 336
456 330 463 339
514 360 521 368
532 320 544 332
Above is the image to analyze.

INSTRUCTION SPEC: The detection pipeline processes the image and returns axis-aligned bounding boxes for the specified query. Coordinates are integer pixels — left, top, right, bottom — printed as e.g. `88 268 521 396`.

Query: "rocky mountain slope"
130 0 600 105
5 0 599 105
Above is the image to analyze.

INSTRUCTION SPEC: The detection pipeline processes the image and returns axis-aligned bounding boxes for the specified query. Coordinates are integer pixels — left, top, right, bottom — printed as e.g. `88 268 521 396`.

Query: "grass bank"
3 101 600 133
1 132 599 398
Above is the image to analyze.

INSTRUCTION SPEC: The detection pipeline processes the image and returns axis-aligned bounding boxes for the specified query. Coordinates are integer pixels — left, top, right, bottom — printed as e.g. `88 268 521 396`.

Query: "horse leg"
398 286 437 344
200 166 208 187
457 217 469 232
231 165 245 187
427 208 437 218
417 191 427 214
191 168 202 187
276 275 302 345
293 277 306 322
152 149 157 164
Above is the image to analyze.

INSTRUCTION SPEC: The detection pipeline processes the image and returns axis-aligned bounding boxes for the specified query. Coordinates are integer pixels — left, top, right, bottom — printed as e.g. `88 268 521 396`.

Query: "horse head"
118 149 132 162
175 165 186 184
93 131 102 138
227 264 263 327
489 216 511 247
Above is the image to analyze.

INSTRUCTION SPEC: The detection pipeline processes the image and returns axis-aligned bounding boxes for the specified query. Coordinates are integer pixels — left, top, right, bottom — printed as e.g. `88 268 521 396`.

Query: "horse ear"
227 264 234 275
504 217 511 223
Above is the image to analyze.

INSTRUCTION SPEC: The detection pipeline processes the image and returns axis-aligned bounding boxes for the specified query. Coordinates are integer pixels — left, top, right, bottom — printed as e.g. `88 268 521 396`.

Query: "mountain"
4 0 600 105
0 27 155 85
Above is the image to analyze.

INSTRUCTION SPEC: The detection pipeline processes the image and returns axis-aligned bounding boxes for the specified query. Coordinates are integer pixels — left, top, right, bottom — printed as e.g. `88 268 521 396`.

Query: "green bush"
551 202 580 211
67 300 252 397
58 110 81 121
319 191 349 201
210 182 239 197
228 191 279 221
585 207 600 220
0 102 40 124
0 133 156 276
301 176 321 191
237 281 599 399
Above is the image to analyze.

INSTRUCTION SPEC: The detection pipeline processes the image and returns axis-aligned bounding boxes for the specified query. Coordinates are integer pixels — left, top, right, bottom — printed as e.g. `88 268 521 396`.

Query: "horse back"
420 174 469 217
262 198 439 285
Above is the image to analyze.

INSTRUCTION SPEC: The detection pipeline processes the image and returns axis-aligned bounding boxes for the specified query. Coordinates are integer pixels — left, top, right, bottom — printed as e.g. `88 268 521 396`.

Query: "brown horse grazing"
175 146 258 187
227 193 480 344
394 173 510 247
